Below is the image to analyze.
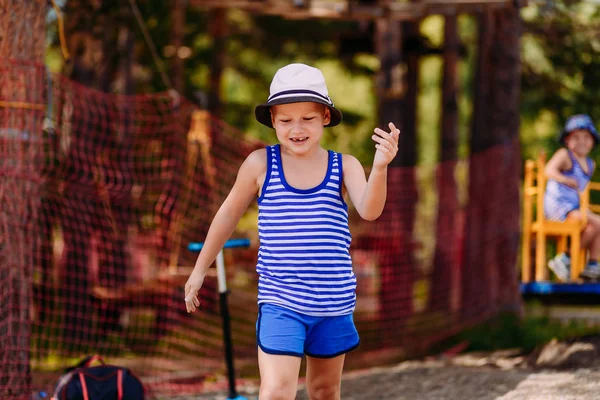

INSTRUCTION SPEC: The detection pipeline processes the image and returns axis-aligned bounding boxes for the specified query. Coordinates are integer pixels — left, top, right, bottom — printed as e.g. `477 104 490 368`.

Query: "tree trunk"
372 15 421 345
208 8 227 118
488 7 522 309
0 0 46 397
373 16 406 345
463 7 522 321
462 10 495 322
375 18 403 129
431 13 460 314
398 21 419 168
171 0 186 94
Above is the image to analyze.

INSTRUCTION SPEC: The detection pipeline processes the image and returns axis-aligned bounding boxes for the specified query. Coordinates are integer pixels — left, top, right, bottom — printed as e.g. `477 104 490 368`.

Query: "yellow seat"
521 153 590 282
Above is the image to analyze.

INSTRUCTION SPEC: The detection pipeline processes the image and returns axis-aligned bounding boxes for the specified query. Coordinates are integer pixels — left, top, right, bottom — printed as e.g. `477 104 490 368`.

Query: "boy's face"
564 128 594 157
270 102 331 154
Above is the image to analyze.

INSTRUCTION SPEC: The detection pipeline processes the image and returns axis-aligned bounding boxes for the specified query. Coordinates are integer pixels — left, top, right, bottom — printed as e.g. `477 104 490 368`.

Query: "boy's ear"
323 106 331 126
270 108 276 126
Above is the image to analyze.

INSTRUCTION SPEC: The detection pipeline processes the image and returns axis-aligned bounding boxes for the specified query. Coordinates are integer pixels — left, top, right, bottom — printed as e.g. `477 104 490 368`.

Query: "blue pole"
188 238 251 253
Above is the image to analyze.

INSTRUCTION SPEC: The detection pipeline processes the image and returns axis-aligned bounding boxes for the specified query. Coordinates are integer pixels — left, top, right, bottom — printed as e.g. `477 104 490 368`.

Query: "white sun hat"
254 63 343 128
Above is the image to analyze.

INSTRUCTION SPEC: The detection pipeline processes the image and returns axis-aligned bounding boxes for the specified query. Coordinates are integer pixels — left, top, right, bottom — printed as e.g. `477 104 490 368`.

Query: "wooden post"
0 0 46 397
462 10 495 318
431 12 460 313
208 8 227 118
172 0 186 93
440 14 459 164
470 11 494 152
463 6 523 313
121 26 136 95
488 7 522 304
373 5 418 343
398 19 419 168
166 110 212 271
99 10 119 93
374 17 403 131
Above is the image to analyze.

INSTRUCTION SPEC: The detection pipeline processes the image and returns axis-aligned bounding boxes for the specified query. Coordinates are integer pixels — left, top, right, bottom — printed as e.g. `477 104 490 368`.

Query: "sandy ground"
163 364 600 400
164 346 600 400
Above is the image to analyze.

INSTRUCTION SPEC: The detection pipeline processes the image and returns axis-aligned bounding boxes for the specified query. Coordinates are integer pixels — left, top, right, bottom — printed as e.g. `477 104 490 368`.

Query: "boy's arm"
545 148 577 188
343 156 386 221
185 149 265 311
344 123 400 221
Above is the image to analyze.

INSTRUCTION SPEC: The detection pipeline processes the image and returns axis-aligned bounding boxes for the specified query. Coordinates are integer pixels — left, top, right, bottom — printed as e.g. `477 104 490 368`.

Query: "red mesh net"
1 61 521 398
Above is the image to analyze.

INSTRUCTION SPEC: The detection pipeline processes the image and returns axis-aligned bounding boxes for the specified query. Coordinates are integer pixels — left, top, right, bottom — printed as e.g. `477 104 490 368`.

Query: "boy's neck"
279 144 327 161
570 150 589 160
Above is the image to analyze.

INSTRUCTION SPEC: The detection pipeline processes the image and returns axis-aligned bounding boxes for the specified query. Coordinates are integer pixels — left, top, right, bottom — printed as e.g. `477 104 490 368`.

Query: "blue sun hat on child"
558 114 600 145
255 63 343 129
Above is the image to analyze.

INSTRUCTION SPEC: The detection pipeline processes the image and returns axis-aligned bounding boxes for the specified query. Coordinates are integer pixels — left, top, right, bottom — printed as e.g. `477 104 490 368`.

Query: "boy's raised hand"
372 122 400 169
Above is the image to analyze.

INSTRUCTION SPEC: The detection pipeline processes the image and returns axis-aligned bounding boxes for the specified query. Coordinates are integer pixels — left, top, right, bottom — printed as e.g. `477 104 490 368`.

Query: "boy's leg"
571 211 600 280
305 355 345 400
258 348 301 400
256 304 307 399
581 224 598 251
303 313 358 400
585 212 600 260
570 211 600 250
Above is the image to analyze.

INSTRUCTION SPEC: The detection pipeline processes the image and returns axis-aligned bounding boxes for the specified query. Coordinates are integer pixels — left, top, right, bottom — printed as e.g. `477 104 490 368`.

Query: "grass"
437 308 600 354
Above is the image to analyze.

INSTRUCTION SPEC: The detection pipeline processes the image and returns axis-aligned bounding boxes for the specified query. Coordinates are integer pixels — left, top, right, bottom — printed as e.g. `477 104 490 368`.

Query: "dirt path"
165 361 600 399
300 361 600 400
165 337 600 400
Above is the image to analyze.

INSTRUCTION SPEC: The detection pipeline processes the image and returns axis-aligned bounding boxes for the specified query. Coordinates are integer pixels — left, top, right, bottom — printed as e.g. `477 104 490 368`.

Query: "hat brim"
559 128 600 146
255 96 343 128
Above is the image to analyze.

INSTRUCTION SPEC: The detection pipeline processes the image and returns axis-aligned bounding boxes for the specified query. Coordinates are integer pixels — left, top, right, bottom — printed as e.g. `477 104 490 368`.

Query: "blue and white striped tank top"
256 144 356 317
544 150 594 221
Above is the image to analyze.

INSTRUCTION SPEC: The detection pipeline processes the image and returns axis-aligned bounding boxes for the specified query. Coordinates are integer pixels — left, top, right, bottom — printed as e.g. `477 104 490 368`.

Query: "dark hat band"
255 95 343 129
268 89 333 106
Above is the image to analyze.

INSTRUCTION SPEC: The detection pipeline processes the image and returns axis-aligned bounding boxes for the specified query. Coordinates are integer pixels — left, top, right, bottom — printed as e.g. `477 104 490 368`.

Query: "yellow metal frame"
521 153 591 282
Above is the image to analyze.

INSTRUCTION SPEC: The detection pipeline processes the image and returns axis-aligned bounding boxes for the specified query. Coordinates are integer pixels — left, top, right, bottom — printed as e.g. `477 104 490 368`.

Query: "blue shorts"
256 303 360 358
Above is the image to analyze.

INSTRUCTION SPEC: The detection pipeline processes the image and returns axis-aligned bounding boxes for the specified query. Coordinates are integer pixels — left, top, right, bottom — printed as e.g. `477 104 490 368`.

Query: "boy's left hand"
372 122 400 169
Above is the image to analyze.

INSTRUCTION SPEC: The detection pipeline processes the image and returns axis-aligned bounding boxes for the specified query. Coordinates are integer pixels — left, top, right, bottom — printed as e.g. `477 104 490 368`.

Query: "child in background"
545 114 600 281
184 63 399 399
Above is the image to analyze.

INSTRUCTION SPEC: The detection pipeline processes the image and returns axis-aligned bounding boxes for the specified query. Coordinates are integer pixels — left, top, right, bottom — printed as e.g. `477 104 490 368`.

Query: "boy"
184 63 399 399
545 114 600 281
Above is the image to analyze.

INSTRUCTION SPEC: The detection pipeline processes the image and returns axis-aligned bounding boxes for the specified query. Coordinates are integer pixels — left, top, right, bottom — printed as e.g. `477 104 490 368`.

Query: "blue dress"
544 150 594 221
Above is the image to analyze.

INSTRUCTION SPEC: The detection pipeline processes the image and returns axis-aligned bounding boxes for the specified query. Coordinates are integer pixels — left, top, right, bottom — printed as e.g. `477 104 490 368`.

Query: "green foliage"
213 12 379 163
520 1 600 162
45 1 600 178
439 310 600 353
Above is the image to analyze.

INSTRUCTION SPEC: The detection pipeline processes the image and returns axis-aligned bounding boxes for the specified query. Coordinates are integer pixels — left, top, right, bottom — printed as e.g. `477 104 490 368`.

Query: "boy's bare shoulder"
553 147 569 157
341 153 361 167
341 154 366 182
548 148 572 170
240 148 268 175
246 147 267 163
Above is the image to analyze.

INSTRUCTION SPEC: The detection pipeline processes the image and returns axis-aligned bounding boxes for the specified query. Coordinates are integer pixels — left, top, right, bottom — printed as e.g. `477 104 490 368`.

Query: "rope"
44 66 56 131
0 101 45 111
128 0 174 91
48 0 71 61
